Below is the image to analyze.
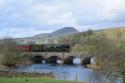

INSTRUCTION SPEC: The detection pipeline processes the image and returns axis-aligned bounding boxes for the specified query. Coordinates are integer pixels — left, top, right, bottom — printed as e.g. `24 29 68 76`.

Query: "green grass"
0 77 75 83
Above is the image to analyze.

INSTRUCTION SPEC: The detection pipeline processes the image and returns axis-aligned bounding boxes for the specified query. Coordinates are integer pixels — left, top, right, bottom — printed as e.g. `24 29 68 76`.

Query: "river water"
11 58 107 83
17 64 106 83
0 58 122 83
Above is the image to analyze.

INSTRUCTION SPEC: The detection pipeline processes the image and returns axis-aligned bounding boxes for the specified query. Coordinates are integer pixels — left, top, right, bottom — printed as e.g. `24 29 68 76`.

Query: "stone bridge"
23 52 92 65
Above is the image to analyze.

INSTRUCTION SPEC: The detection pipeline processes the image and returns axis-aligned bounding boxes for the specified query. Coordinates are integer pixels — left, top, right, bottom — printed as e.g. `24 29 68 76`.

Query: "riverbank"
0 64 106 83
0 71 55 78
0 77 79 83
87 64 101 69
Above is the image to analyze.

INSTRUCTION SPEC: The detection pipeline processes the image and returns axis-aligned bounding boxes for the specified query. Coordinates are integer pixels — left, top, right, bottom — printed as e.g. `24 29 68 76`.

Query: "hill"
11 26 125 45
58 26 125 53
35 27 78 38
14 27 78 44
96 27 125 40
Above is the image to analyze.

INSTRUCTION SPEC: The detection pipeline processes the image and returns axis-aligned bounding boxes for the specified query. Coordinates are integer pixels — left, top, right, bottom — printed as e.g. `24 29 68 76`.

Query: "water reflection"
13 64 106 83
116 78 123 83
0 57 107 83
73 58 81 65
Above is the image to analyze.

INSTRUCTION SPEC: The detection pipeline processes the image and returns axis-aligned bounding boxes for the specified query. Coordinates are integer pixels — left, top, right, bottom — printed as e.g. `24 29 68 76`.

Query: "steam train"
17 44 70 52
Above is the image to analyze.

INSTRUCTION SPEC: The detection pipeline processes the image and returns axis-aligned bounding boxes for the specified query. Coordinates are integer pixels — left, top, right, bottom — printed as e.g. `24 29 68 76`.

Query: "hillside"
58 27 125 53
14 27 78 44
96 27 125 40
13 26 125 45
35 27 78 38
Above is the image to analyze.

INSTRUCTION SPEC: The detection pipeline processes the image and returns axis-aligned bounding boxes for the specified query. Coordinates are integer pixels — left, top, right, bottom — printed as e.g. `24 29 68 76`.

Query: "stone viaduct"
23 52 92 65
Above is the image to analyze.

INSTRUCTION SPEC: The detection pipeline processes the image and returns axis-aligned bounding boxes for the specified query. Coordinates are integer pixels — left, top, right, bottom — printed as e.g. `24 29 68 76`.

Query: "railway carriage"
17 44 70 52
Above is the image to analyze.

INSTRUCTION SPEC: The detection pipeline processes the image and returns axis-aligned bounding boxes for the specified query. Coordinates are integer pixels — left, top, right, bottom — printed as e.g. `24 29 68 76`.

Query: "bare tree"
0 38 21 67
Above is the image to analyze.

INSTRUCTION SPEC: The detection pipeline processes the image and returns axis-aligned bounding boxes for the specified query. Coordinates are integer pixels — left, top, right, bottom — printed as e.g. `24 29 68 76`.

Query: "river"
17 64 107 83
11 58 107 83
0 58 122 83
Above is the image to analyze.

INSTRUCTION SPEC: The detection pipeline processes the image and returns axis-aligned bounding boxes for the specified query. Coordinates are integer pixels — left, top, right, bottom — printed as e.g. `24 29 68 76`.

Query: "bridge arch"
45 56 61 64
81 56 92 65
64 56 77 64
31 55 44 63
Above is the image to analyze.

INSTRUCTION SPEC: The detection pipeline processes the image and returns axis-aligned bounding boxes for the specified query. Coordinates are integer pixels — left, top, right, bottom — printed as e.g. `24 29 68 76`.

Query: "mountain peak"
35 27 78 38
58 27 78 31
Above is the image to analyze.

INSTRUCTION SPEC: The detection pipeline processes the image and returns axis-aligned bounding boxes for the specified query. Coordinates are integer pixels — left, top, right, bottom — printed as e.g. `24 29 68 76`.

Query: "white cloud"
0 27 53 38
0 0 8 10
0 0 125 37
25 0 125 26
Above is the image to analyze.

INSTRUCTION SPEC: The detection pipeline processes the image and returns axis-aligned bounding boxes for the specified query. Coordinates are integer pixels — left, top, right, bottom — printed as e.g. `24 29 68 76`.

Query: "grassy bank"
0 77 77 83
0 71 54 78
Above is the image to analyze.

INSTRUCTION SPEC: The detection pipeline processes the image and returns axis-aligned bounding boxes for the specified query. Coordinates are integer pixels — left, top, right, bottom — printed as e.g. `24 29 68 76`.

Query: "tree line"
0 38 31 67
58 29 125 82
0 29 125 82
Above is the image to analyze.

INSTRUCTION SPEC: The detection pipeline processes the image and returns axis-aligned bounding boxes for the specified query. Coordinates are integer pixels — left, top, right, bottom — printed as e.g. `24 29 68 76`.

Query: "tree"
0 38 21 67
99 32 125 83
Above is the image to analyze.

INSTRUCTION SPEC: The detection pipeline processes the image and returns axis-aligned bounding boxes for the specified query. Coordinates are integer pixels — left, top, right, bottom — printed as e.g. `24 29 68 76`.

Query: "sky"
0 0 125 38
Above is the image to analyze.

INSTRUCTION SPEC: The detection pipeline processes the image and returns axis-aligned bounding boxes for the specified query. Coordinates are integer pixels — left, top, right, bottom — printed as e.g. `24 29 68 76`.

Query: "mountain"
14 27 78 44
60 26 125 43
58 26 125 52
15 26 125 45
35 27 78 38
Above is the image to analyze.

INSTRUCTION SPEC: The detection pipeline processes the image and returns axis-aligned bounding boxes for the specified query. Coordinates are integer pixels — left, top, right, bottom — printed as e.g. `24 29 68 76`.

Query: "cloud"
0 0 7 10
25 0 125 25
0 0 125 37
0 27 53 38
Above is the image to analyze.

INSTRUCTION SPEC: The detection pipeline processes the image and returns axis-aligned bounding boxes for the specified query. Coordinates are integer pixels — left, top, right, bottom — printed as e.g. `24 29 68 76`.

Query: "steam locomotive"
17 44 70 52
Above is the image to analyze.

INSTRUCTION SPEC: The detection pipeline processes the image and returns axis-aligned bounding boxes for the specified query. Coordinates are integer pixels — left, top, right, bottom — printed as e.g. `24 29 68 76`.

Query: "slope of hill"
58 26 125 52
14 26 125 45
14 27 78 44
35 27 78 38
96 27 125 40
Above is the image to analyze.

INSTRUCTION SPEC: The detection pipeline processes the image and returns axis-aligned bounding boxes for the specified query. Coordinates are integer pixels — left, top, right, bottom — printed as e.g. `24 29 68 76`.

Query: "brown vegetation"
58 28 125 82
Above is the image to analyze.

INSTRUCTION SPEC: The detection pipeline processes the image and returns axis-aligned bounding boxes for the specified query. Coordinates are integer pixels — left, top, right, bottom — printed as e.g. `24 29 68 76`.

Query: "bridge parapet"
24 52 69 59
22 52 93 65
23 52 89 60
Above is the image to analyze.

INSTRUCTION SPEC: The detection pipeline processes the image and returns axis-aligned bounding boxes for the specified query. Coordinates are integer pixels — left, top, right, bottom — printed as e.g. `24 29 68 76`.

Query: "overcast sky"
0 0 125 38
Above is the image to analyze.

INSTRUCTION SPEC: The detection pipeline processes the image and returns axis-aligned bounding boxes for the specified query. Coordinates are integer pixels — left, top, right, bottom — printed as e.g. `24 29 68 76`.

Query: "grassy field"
0 77 77 83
